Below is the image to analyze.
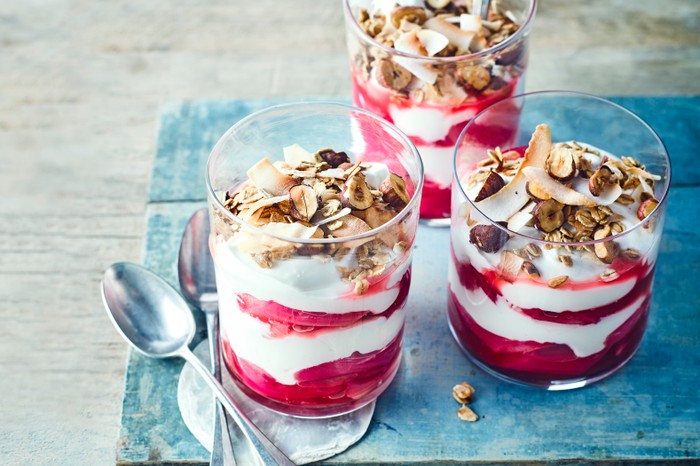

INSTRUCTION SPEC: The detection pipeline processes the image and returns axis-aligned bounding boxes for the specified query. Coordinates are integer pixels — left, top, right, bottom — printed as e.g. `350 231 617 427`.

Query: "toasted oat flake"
548 275 569 288
457 405 479 422
452 382 475 404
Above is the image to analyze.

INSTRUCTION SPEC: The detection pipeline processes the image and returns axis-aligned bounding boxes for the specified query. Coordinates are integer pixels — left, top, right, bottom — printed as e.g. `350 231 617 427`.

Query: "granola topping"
464 124 663 279
221 145 413 294
350 0 528 103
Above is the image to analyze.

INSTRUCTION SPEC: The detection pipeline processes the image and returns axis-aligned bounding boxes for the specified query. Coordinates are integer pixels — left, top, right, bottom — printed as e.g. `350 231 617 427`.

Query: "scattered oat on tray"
452 381 478 422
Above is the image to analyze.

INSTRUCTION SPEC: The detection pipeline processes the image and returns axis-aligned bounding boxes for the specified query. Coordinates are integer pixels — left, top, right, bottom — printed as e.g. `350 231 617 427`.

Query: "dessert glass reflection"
206 102 423 417
344 0 537 223
448 92 670 389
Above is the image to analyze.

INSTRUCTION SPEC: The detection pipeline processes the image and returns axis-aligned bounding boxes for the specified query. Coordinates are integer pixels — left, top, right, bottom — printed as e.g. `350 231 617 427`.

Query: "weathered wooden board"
118 98 700 465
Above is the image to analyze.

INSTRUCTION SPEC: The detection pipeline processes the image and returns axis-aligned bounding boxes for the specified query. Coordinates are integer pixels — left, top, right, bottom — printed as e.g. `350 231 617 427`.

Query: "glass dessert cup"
206 102 423 417
343 0 537 224
448 91 671 390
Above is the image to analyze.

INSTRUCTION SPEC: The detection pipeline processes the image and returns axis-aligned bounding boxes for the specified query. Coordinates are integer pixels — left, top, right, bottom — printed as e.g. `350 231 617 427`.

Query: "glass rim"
343 0 538 63
453 90 672 248
206 100 424 245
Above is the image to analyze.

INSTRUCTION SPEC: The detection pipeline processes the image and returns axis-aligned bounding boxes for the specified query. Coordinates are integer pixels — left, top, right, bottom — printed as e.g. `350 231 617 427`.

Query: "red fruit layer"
420 178 451 219
234 269 411 337
221 329 403 413
448 249 655 383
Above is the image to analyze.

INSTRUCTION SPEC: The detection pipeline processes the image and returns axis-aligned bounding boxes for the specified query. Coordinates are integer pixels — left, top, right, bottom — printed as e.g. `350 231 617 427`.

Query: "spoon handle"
180 348 296 466
206 312 236 466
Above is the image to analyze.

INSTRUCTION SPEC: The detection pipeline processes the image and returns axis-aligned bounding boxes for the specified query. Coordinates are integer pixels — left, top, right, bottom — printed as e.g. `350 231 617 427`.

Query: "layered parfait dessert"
448 124 666 388
210 144 419 416
344 0 536 220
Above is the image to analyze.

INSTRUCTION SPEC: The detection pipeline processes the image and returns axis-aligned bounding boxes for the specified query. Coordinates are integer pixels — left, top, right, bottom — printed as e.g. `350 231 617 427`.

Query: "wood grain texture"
0 0 698 464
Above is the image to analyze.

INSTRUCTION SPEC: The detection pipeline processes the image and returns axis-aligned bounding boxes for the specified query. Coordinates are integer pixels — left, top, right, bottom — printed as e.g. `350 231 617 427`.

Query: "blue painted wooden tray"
117 97 700 465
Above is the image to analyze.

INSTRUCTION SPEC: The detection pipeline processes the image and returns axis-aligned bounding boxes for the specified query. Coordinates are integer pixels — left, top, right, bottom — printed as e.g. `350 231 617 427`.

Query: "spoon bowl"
102 262 195 358
178 208 218 311
101 261 295 466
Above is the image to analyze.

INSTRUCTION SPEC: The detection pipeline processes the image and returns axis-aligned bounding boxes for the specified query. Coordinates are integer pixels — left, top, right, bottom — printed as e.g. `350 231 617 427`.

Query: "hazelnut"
545 146 577 182
474 171 505 202
593 224 618 264
380 173 410 209
637 198 659 220
588 165 615 197
289 184 318 222
317 148 350 168
390 6 427 28
469 223 509 253
341 174 374 211
376 59 413 91
532 199 565 233
525 181 552 201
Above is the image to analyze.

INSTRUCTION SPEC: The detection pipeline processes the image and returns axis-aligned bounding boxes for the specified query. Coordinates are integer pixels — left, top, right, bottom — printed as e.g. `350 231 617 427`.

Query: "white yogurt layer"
416 144 454 188
448 261 647 358
213 236 405 314
219 288 405 385
388 104 476 144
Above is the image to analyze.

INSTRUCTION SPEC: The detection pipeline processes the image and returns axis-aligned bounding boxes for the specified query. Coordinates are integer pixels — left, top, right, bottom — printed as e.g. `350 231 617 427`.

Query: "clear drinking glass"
206 102 423 417
448 91 671 389
343 0 537 223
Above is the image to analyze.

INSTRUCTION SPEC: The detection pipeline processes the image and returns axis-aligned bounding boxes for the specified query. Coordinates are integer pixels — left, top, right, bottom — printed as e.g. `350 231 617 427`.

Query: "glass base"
420 217 450 228
447 319 640 391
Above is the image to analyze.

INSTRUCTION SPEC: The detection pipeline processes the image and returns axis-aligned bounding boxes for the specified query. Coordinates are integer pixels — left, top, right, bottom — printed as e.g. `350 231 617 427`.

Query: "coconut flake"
246 157 298 197
507 201 535 232
460 14 482 33
417 29 449 56
237 222 319 254
522 167 597 207
238 195 288 222
317 168 347 179
475 124 552 221
394 30 439 84
283 144 316 167
313 207 352 226
424 17 475 52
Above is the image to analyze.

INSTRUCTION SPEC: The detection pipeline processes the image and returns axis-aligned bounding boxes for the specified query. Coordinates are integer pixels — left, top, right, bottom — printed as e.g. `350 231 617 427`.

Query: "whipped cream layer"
219 290 405 385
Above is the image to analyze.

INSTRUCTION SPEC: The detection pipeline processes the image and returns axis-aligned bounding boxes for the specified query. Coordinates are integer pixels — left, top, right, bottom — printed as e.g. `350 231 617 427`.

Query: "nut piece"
588 165 615 197
376 59 413 91
380 173 411 209
390 6 428 28
460 65 491 91
545 145 576 182
525 181 552 201
452 382 475 404
317 148 350 168
474 171 505 202
637 198 659 220
457 405 479 422
469 223 509 253
289 184 318 222
532 199 565 233
593 224 618 264
341 174 374 211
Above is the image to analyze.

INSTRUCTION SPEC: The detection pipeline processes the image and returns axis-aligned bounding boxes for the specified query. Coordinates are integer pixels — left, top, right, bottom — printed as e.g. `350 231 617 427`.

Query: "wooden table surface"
1 1 699 465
